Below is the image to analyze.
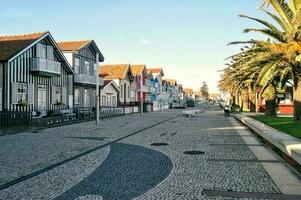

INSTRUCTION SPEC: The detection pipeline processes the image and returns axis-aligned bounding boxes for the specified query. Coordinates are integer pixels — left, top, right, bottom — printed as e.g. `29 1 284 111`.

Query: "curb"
234 114 301 166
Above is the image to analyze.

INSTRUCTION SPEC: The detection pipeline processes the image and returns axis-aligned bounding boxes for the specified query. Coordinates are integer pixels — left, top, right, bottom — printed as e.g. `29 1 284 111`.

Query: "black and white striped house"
0 32 74 113
58 40 104 108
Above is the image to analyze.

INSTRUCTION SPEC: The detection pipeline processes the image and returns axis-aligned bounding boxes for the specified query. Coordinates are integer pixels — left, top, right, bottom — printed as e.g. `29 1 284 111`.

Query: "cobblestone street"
0 104 300 200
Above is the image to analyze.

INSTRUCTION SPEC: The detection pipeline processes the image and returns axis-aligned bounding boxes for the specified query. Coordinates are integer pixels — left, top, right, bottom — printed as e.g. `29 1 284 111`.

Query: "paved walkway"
0 104 300 199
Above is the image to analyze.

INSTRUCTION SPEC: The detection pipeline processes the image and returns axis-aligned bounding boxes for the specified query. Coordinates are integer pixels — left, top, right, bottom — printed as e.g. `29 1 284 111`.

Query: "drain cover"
183 151 204 155
151 143 169 146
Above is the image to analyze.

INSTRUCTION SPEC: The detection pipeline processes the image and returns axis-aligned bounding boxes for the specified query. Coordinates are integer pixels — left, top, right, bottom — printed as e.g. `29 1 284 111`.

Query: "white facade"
114 76 131 104
100 81 119 107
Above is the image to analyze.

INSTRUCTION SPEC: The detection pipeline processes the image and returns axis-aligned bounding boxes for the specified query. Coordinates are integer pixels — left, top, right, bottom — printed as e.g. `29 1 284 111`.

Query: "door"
38 85 47 111
124 83 126 104
107 95 111 107
84 89 90 107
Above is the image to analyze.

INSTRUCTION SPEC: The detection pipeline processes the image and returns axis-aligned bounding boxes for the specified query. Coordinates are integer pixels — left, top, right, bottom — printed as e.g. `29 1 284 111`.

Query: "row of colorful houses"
0 31 189 116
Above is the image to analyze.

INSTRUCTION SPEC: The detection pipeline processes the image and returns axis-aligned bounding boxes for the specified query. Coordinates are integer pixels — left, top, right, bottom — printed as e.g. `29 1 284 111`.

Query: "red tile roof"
147 68 163 74
183 88 193 95
165 79 177 86
99 64 130 80
57 40 90 52
103 80 113 87
0 32 47 61
131 64 145 76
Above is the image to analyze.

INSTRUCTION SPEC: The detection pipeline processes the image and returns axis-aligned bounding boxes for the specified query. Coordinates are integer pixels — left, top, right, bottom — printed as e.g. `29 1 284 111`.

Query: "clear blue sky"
0 0 269 92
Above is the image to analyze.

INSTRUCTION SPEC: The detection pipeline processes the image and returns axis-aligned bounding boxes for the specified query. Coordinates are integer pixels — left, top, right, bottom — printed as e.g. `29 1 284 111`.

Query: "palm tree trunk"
242 89 249 111
248 86 256 112
293 78 301 122
264 84 277 117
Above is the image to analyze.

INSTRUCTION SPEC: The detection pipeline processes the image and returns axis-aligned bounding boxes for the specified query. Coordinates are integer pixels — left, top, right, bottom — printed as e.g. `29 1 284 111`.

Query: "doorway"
38 85 47 111
124 83 126 104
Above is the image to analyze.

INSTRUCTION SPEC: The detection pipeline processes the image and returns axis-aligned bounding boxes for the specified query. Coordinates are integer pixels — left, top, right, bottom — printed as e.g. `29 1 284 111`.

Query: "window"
107 95 111 106
41 45 47 59
128 85 130 98
120 85 123 98
74 88 80 105
52 86 61 103
102 95 106 106
47 46 54 60
84 89 90 107
17 83 27 103
74 58 80 73
93 63 97 75
112 96 116 107
84 60 90 75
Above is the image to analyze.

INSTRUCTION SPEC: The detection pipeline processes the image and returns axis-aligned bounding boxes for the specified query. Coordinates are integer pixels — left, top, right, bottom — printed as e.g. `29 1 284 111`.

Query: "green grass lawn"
252 116 301 139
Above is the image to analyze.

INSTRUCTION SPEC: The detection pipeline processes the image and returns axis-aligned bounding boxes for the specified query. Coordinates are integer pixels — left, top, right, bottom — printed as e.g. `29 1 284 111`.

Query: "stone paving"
0 104 299 199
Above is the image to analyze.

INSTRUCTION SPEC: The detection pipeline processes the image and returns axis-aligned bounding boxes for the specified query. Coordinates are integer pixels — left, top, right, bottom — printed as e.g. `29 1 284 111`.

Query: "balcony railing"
31 58 61 76
75 73 104 85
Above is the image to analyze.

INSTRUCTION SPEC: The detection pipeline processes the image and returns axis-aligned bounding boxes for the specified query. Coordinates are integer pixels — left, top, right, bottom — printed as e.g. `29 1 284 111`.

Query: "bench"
182 110 202 117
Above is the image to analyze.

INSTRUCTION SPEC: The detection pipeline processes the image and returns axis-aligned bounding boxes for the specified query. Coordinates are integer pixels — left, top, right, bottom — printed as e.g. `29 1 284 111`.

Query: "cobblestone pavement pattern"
0 103 299 199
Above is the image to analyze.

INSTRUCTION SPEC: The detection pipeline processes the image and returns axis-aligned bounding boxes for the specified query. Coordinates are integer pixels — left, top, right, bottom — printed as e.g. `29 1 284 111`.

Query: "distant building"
130 65 148 103
183 88 193 99
99 64 133 106
100 80 119 107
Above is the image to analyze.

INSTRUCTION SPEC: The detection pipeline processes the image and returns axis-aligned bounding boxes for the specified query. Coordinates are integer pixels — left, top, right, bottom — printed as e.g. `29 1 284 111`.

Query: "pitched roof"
58 40 105 62
165 79 177 86
99 64 130 80
103 80 120 91
147 68 164 75
183 88 193 95
0 32 48 61
130 64 145 76
103 80 112 87
57 40 90 52
194 91 202 96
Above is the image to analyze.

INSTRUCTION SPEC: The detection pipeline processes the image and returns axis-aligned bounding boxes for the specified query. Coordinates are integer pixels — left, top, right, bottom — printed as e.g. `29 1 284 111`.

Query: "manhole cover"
151 143 169 146
183 151 204 155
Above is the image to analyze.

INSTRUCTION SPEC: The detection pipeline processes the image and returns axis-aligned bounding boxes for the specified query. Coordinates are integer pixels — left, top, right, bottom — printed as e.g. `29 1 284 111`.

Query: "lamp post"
96 53 100 125
140 70 143 115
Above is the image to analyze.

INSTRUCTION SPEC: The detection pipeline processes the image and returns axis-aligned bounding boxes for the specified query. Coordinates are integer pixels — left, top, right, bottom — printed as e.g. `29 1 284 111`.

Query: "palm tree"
228 0 301 121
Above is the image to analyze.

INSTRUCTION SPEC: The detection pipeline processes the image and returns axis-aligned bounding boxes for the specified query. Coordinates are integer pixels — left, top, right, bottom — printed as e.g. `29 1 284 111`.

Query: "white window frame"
84 60 90 75
84 89 90 107
107 95 111 107
128 85 130 98
102 95 106 106
112 95 116 107
93 63 97 76
17 83 27 103
120 84 123 98
74 58 80 74
41 45 47 59
74 88 80 105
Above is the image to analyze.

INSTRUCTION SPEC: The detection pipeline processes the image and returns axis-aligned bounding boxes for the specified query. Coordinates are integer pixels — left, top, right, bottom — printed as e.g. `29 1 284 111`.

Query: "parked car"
186 99 195 107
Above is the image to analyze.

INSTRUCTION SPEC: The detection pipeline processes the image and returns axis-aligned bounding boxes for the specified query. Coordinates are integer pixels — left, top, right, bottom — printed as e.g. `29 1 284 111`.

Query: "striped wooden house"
58 40 104 108
0 32 74 114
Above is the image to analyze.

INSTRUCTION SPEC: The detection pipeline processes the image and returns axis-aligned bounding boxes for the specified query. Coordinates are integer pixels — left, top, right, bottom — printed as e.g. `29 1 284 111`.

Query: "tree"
221 0 301 121
200 81 209 100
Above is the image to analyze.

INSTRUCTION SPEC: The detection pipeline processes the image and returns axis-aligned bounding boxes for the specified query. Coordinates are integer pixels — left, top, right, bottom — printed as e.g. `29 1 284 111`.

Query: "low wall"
234 114 301 165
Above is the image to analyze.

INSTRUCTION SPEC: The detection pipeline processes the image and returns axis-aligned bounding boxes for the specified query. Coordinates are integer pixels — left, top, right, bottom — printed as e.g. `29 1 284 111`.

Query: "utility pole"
96 53 100 125
140 70 143 115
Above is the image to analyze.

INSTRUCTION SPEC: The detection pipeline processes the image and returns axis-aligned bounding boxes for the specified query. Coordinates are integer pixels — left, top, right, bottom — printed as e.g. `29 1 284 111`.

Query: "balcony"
74 73 104 86
31 58 61 76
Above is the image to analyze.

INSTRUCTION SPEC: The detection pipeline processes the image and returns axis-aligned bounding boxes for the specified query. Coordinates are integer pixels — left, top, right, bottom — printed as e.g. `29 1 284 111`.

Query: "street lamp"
96 53 100 125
